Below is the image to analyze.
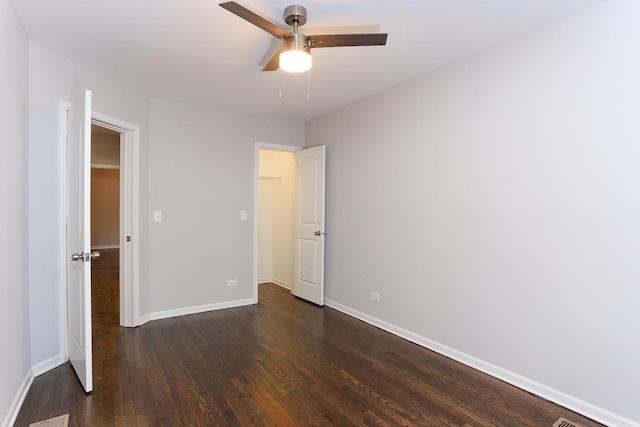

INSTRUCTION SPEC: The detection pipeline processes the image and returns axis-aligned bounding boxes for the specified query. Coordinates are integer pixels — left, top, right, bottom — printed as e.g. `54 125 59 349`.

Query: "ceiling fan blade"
309 33 388 48
262 50 281 71
219 2 291 39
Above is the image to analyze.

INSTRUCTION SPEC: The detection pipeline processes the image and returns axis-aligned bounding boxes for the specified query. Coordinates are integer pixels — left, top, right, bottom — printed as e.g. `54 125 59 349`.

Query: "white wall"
91 131 120 166
146 98 303 316
28 43 151 368
91 168 120 248
0 0 30 425
27 40 305 368
258 150 295 288
306 1 640 426
91 131 120 249
258 176 273 283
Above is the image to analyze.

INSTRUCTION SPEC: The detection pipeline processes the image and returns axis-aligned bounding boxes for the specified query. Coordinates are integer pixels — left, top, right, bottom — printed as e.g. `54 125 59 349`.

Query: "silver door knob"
314 231 325 236
71 252 101 262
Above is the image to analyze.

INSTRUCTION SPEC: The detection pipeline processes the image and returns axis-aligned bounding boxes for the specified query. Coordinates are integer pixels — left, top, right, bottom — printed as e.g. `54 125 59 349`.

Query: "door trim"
253 142 302 303
59 100 72 361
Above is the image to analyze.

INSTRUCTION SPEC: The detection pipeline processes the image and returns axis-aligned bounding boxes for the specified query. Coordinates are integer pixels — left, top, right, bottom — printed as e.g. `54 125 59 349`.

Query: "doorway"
253 143 327 306
90 114 140 328
253 143 301 302
258 149 296 291
63 94 141 392
90 124 121 328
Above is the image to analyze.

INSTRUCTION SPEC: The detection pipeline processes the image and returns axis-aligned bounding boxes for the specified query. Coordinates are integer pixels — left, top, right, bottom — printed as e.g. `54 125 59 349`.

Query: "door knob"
314 231 325 236
71 251 101 262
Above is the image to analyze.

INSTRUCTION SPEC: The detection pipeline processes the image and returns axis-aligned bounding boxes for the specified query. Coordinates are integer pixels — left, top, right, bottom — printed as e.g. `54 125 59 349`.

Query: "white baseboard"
2 354 68 426
140 298 256 324
257 280 291 289
269 279 291 290
32 353 67 377
2 368 33 427
324 298 639 427
139 312 152 325
258 278 291 290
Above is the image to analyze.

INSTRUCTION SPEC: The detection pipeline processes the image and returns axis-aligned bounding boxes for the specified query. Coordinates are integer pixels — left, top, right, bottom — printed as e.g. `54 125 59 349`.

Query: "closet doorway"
253 142 327 305
257 149 296 292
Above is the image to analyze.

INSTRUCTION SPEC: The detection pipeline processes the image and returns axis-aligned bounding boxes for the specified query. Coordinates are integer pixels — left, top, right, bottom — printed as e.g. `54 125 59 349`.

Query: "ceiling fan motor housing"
284 5 307 27
282 32 310 53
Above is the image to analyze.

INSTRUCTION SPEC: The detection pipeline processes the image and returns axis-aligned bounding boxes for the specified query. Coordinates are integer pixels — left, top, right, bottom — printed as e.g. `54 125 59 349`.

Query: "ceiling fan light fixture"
279 34 312 73
219 2 388 73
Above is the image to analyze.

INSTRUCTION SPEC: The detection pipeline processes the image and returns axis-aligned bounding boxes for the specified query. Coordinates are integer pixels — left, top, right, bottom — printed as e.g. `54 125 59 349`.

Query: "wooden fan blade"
219 2 291 39
262 50 281 71
309 33 388 48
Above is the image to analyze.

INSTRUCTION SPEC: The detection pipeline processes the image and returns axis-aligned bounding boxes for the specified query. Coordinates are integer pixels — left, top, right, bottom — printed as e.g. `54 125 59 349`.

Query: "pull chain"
276 68 312 101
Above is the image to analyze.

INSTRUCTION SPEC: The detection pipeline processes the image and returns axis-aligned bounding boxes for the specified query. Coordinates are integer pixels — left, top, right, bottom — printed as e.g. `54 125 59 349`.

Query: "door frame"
60 102 141 361
253 142 303 303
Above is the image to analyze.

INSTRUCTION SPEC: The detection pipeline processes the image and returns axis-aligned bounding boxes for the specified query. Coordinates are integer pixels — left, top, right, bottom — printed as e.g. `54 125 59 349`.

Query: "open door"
293 145 326 305
66 90 96 392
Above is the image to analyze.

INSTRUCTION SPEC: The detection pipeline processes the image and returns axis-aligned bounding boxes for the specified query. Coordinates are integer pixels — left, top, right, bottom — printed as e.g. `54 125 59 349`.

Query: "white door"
293 145 326 305
66 90 94 392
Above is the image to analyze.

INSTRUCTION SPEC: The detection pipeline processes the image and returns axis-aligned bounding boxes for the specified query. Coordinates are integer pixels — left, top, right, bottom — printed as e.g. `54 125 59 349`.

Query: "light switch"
240 210 247 221
153 211 162 222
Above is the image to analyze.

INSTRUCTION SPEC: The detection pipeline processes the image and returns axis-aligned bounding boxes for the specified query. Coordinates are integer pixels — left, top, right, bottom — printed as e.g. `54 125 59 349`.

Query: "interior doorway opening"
90 113 140 329
62 94 141 392
257 149 296 291
253 143 326 306
253 143 302 303
90 124 121 326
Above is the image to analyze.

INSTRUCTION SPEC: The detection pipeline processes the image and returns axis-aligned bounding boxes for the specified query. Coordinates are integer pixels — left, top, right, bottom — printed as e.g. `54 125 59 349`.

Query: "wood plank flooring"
15 250 603 426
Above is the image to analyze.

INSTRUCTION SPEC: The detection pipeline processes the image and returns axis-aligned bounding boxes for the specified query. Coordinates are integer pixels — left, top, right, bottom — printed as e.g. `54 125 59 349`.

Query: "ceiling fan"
219 2 388 73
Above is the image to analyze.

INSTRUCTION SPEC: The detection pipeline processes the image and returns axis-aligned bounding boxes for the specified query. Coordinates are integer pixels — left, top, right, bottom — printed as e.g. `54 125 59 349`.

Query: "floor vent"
29 414 69 427
553 417 582 427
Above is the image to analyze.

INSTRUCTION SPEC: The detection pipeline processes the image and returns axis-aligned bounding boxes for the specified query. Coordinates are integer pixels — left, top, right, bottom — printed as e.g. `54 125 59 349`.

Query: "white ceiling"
12 0 605 122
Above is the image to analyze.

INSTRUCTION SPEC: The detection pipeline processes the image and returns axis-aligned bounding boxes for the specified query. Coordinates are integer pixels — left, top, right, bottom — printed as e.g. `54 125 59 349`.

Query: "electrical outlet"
370 292 380 302
227 279 238 287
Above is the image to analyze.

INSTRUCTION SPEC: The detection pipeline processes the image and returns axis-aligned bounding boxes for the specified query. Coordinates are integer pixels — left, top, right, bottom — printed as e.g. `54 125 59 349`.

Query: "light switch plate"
153 211 162 222
240 210 247 221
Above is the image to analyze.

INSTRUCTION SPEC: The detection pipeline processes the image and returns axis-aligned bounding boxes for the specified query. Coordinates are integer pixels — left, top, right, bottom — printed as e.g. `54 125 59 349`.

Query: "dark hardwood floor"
16 251 603 426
